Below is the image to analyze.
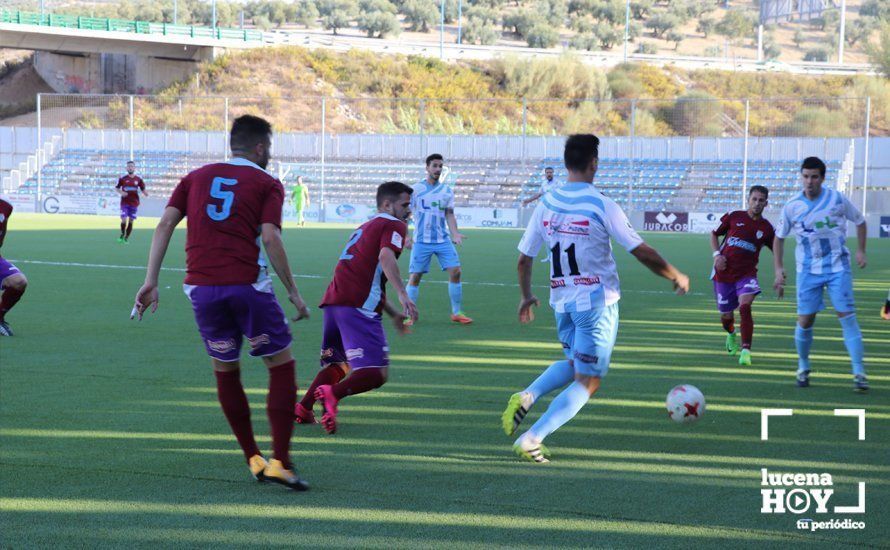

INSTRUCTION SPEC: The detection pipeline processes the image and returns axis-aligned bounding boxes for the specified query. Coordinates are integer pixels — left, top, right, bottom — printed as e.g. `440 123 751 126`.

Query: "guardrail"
0 9 263 42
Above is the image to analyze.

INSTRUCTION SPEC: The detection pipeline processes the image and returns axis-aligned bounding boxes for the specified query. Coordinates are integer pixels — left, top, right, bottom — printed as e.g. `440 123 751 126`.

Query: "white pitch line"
9 258 707 296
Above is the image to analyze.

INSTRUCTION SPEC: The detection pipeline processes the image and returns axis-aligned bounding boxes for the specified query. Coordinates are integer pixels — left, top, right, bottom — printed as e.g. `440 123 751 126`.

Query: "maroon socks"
739 303 754 350
267 360 296 469
300 364 346 409
215 369 260 462
332 367 387 400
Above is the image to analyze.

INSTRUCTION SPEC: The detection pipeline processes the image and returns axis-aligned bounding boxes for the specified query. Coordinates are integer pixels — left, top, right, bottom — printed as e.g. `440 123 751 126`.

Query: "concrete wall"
33 51 203 94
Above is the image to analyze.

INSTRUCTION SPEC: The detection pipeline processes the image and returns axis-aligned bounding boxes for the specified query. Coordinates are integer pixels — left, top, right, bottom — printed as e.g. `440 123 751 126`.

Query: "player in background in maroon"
0 198 28 336
116 160 148 244
133 115 312 491
295 181 418 434
710 185 775 366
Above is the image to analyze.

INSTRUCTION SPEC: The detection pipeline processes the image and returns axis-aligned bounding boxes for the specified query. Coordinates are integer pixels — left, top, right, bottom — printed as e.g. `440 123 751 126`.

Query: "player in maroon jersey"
295 181 418 434
133 115 311 491
116 161 149 244
710 185 776 366
0 198 28 336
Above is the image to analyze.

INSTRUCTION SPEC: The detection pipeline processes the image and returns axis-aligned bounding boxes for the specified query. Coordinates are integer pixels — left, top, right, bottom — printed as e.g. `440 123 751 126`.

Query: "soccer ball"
666 385 705 424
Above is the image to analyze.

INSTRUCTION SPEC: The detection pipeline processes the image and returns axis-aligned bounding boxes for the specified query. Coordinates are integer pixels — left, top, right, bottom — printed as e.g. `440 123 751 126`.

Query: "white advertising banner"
41 195 100 215
2 194 37 213
283 204 321 223
97 196 122 216
454 207 519 228
324 203 377 224
688 212 723 234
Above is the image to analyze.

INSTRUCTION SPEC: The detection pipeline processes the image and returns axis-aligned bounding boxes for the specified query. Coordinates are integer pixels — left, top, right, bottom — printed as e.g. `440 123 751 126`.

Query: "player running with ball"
502 134 689 463
710 185 775 366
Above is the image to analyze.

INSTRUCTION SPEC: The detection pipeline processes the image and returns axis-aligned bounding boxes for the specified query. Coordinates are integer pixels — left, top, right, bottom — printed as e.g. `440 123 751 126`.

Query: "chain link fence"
10 93 878 216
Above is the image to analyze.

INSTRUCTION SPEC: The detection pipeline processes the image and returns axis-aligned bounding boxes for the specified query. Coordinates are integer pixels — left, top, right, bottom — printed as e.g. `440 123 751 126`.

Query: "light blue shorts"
555 303 619 378
409 241 460 274
797 270 855 315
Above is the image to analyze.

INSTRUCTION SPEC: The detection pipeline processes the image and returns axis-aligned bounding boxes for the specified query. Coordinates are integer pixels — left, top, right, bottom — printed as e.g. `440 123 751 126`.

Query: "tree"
819 9 839 32
525 23 559 47
846 18 875 47
630 0 653 20
538 0 569 28
666 30 683 51
646 11 680 38
696 16 714 38
569 32 597 51
593 21 620 49
670 91 722 136
763 33 781 60
401 0 438 31
716 10 756 42
860 0 890 20
636 41 657 54
866 23 890 77
463 11 500 44
295 1 321 28
803 47 829 62
793 28 805 48
503 11 536 37
319 0 358 34
357 0 401 37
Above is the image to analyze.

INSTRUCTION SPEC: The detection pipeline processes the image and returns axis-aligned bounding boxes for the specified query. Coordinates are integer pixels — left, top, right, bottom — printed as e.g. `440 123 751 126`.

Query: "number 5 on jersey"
207 177 238 221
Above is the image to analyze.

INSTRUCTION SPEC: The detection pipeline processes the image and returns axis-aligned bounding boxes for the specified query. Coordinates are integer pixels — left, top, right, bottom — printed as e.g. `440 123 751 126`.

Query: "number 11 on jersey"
551 242 580 278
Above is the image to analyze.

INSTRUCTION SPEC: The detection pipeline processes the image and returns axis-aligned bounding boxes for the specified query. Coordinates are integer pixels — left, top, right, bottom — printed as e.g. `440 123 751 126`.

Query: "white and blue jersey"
518 182 644 313
411 180 454 245
776 188 865 275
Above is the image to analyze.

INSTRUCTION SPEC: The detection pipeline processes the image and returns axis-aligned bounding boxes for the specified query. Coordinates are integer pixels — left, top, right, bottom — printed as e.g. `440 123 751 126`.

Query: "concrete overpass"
0 19 266 93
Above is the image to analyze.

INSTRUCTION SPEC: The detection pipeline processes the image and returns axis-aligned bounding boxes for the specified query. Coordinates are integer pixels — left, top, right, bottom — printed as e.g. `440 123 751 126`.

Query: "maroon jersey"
0 198 12 249
321 214 407 314
712 210 775 283
116 175 146 207
167 158 284 286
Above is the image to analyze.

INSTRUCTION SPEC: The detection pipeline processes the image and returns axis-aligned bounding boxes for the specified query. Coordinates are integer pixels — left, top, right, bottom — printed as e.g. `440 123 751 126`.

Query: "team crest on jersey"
0 214 5 223
756 230 763 239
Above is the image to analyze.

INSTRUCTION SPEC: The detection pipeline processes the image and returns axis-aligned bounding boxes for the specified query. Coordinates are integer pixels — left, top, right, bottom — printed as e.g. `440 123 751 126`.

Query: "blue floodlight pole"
440 0 445 59
457 0 462 45
173 0 178 24
212 0 217 28
623 0 630 63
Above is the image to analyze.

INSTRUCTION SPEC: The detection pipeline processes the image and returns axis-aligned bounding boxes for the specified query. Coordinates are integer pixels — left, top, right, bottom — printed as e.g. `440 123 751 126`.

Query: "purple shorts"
713 277 761 313
184 282 292 362
320 305 389 370
120 205 138 219
0 256 22 286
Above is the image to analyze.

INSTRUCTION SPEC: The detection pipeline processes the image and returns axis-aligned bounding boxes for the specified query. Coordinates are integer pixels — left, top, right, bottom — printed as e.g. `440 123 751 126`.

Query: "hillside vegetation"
82 47 890 137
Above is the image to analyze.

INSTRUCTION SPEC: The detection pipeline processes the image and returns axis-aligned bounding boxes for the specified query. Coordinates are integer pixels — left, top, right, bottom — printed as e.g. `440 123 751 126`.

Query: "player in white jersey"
522 166 561 207
773 157 869 392
502 134 690 463
405 154 473 325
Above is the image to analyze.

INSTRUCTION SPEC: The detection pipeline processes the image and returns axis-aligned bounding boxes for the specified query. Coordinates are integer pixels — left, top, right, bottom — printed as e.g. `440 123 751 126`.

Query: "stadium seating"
22 149 841 212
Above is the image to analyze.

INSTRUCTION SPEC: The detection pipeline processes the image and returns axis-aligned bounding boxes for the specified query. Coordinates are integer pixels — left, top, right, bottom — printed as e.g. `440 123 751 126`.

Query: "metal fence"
20 93 879 214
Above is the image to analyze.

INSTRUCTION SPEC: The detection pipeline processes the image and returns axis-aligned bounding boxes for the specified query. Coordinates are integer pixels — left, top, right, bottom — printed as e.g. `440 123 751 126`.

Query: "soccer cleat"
513 434 551 464
796 370 810 388
501 392 533 436
123 239 129 245
738 349 752 366
403 317 415 327
248 454 268 481
117 236 124 243
294 402 317 425
314 385 339 434
450 312 473 325
0 321 12 336
853 375 869 393
725 332 740 356
263 459 310 491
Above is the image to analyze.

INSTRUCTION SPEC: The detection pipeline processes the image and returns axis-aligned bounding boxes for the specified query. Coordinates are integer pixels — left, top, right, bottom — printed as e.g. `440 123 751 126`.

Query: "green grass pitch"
1 214 888 548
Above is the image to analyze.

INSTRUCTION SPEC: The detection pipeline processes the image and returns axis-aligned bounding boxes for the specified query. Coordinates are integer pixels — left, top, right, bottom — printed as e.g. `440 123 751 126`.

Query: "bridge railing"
0 9 263 42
